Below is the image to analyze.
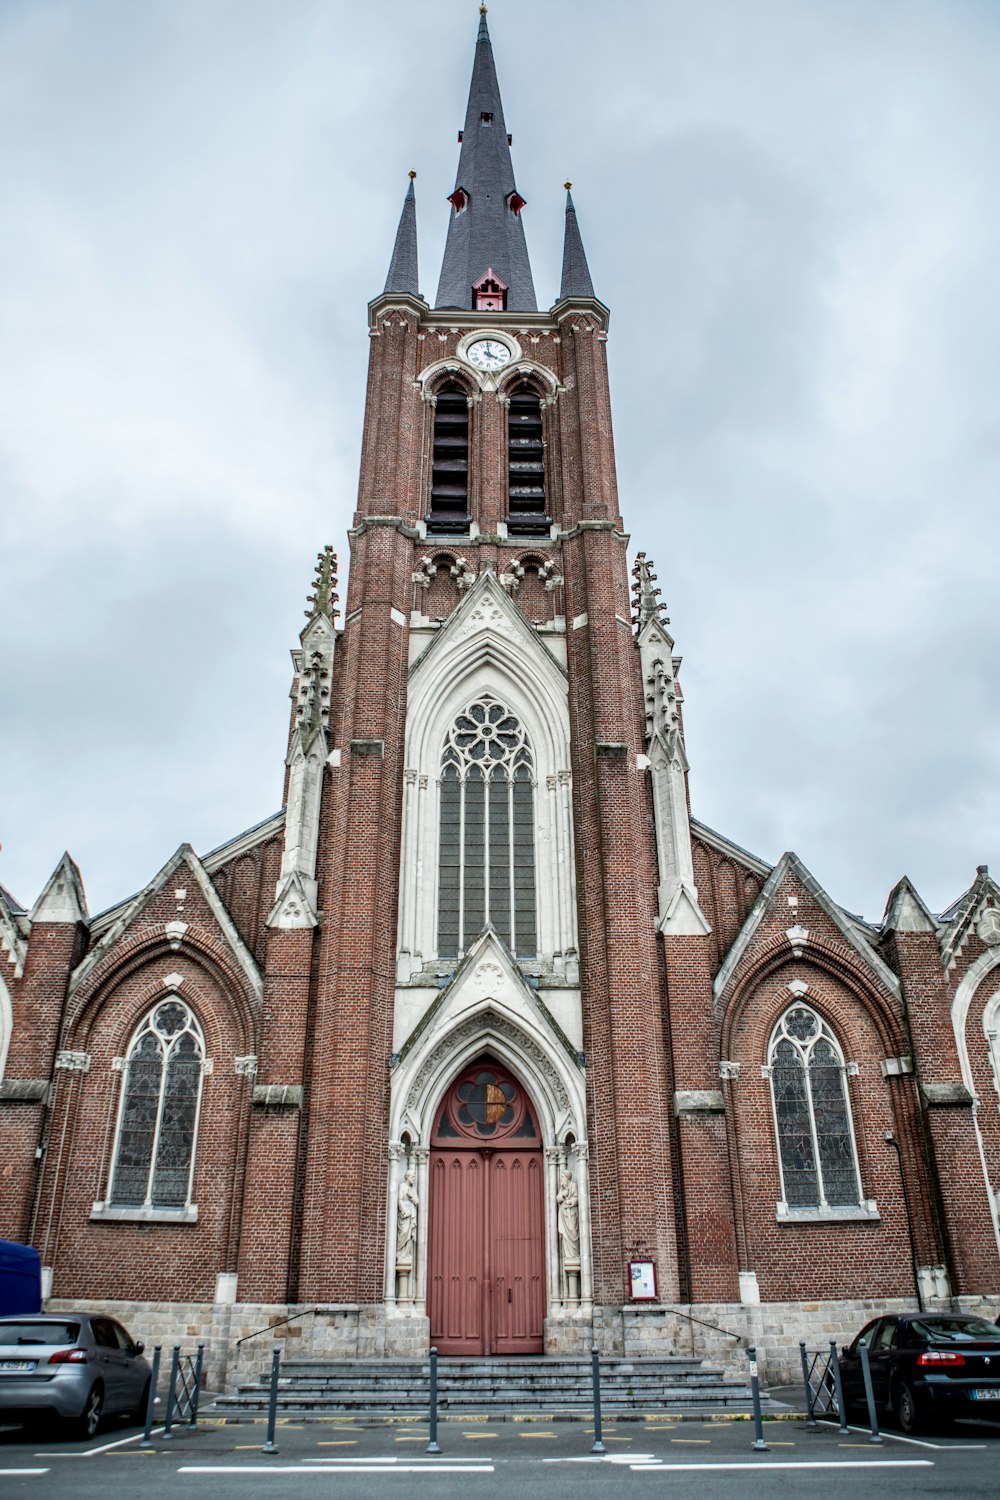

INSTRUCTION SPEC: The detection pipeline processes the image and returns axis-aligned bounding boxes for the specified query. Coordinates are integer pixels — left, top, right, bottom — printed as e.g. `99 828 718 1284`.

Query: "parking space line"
177 1464 494 1475
630 1459 934 1472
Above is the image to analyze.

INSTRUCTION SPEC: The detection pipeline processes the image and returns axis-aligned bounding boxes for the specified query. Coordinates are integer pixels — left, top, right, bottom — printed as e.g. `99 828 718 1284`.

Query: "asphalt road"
3 1410 1000 1499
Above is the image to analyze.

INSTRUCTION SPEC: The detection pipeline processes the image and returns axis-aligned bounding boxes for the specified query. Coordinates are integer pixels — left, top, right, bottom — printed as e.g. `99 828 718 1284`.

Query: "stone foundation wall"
50 1292 986 1392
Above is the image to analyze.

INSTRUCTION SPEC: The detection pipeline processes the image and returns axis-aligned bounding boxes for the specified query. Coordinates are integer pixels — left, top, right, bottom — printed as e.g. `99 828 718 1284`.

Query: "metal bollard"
426 1346 441 1454
189 1343 205 1427
140 1344 161 1449
829 1340 850 1435
161 1344 181 1439
799 1341 817 1430
857 1338 882 1444
262 1347 281 1455
748 1344 769 1452
590 1344 606 1455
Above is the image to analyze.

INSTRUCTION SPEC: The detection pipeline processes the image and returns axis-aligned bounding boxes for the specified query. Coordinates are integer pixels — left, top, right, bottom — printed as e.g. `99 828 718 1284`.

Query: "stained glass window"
768 1004 861 1210
438 698 537 957
109 1000 205 1209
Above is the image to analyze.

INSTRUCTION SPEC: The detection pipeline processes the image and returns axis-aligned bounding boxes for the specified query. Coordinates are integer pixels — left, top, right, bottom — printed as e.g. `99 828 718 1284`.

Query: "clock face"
467 338 513 372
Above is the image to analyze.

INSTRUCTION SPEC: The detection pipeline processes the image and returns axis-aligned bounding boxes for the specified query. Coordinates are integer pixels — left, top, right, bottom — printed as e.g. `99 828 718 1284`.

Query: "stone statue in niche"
396 1166 419 1266
556 1167 580 1267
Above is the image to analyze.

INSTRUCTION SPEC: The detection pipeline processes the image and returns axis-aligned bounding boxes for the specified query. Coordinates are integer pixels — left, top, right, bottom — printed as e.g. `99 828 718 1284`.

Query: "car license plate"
0 1360 35 1372
969 1388 1000 1401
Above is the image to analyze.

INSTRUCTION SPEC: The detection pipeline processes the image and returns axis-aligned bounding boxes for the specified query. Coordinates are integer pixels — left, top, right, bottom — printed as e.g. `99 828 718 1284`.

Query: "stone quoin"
1 9 998 1388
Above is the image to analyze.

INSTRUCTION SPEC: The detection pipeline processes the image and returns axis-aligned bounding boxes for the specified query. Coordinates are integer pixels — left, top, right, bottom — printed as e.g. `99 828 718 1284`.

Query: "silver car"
0 1313 151 1438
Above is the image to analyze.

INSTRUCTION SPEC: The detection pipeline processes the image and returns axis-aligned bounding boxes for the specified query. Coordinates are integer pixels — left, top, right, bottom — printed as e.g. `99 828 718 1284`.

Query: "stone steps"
215 1355 766 1416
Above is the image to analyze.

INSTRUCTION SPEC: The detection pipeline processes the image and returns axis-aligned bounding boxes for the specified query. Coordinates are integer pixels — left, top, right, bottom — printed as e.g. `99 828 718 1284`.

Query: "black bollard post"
262 1347 281 1455
140 1344 161 1450
161 1345 181 1440
426 1346 441 1454
799 1341 817 1430
857 1339 882 1444
590 1344 606 1455
829 1340 850 1435
189 1343 205 1427
748 1345 769 1452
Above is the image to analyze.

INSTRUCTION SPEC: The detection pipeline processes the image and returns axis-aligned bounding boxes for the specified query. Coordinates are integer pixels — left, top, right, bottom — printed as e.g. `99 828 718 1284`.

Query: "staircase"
215 1355 767 1417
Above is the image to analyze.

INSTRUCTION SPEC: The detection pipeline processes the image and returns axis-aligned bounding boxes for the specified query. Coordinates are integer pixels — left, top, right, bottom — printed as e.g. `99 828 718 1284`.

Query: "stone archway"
427 1057 545 1355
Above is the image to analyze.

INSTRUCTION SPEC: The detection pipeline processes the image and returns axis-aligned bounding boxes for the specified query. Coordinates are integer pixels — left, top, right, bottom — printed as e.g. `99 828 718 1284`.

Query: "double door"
427 1147 545 1356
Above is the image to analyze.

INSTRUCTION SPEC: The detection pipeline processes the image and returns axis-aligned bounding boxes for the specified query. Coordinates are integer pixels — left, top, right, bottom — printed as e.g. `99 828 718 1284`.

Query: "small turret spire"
559 184 596 301
631 552 670 633
435 11 536 311
305 545 340 623
383 173 420 297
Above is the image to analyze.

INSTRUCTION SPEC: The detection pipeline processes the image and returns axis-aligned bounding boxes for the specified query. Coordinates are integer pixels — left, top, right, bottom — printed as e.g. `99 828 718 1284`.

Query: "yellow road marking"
108 1450 156 1456
464 1433 497 1439
317 1440 357 1447
671 1438 711 1444
520 1431 558 1438
395 1435 431 1442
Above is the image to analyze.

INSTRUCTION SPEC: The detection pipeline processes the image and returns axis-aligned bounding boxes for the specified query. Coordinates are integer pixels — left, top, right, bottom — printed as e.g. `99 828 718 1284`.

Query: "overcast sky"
2 0 998 924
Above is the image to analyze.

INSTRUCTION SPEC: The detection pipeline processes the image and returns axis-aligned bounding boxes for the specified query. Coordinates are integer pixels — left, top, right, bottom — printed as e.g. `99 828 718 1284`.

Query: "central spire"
434 10 537 312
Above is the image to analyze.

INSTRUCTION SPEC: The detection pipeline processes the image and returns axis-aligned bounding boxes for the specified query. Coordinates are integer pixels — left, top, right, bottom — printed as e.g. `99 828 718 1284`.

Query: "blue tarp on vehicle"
0 1241 42 1315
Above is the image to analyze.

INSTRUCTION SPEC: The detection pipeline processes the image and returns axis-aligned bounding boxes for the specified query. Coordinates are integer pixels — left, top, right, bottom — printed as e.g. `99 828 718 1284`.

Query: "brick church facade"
2 12 999 1385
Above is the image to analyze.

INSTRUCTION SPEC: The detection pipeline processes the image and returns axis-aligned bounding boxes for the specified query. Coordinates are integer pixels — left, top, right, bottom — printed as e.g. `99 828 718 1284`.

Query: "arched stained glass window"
768 1004 862 1210
438 697 536 958
109 1000 205 1209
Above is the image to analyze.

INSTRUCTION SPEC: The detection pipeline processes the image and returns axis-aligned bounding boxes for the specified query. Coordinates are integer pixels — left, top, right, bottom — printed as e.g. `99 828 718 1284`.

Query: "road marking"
542 1454 655 1465
520 1431 558 1438
463 1433 497 1439
0 1470 50 1477
825 1420 986 1451
671 1437 710 1443
317 1440 358 1446
39 1428 165 1458
630 1459 935 1472
177 1464 494 1475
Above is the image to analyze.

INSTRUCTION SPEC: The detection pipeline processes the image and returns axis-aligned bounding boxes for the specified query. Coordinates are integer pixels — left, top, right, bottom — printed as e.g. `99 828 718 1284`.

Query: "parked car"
839 1312 1000 1433
0 1313 151 1439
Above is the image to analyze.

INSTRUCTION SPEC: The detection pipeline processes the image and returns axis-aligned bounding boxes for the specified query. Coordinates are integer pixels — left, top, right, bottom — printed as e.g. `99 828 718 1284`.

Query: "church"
2 10 998 1389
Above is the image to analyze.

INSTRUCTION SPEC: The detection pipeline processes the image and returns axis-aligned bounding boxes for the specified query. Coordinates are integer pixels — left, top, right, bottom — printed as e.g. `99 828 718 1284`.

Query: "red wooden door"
427 1061 545 1356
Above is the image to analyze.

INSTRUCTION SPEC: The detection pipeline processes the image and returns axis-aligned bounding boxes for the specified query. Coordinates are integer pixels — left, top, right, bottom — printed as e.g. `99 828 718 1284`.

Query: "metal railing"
140 1341 204 1448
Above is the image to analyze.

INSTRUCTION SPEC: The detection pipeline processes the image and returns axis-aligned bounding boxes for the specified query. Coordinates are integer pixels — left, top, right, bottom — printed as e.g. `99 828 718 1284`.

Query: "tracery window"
109 1000 205 1210
768 1004 862 1210
438 698 536 959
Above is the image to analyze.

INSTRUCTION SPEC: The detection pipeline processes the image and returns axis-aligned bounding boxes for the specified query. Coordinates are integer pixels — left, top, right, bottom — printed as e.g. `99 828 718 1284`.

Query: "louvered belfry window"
507 385 549 533
428 381 470 533
438 698 537 958
769 1004 862 1209
109 1000 204 1209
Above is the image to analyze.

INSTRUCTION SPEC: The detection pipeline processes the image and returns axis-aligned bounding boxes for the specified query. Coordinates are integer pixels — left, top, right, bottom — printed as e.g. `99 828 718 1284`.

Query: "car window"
111 1322 135 1351
0 1320 80 1346
849 1319 881 1355
873 1320 899 1351
91 1318 119 1349
911 1317 1000 1342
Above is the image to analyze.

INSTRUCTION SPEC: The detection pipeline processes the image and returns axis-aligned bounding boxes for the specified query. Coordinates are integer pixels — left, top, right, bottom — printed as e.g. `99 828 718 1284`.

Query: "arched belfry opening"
427 1057 545 1354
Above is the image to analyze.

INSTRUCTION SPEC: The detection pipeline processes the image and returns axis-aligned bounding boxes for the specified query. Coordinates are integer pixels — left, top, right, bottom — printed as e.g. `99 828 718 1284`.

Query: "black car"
839 1312 1000 1434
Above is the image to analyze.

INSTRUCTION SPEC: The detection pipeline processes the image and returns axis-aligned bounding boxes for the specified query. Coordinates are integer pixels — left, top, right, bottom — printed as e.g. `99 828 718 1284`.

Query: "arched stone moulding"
384 1002 591 1326
397 574 578 980
952 946 1000 1260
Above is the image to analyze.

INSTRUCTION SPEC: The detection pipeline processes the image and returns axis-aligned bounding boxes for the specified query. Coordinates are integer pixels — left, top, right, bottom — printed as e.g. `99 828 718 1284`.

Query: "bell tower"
287 6 689 1357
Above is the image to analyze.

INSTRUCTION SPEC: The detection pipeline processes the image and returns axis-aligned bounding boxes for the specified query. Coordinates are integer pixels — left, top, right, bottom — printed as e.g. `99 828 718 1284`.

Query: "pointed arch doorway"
427 1059 545 1355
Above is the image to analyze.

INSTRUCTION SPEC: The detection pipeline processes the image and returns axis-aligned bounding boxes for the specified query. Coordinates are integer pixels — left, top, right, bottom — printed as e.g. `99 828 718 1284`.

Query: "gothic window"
428 382 470 534
109 1000 205 1210
507 385 549 534
438 698 537 958
768 1004 862 1210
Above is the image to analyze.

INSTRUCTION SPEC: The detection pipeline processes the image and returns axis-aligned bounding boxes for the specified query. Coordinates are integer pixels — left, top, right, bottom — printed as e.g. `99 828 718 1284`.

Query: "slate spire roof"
559 186 596 300
383 173 420 297
435 9 537 311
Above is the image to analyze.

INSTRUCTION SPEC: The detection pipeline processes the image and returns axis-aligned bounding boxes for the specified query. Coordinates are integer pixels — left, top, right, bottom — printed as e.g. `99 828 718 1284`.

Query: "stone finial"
631 552 669 633
306 545 340 623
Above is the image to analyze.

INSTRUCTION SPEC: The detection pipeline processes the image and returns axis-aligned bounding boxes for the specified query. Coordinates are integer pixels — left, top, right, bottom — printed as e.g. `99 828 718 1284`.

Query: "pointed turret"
435 8 536 311
559 185 596 300
383 172 420 297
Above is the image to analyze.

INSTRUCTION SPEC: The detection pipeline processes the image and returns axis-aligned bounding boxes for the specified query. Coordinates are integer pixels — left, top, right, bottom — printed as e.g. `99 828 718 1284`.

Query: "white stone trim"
397 572 577 980
0 972 11 1084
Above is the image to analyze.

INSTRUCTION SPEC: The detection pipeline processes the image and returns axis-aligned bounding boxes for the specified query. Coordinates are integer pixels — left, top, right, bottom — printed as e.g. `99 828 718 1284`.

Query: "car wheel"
71 1383 104 1440
893 1380 920 1435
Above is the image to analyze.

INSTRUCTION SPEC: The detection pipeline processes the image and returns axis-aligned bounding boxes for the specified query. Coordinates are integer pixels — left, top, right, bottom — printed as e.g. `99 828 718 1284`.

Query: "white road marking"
0 1469 50 1476
629 1459 934 1472
832 1421 986 1451
38 1427 165 1458
177 1464 494 1474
